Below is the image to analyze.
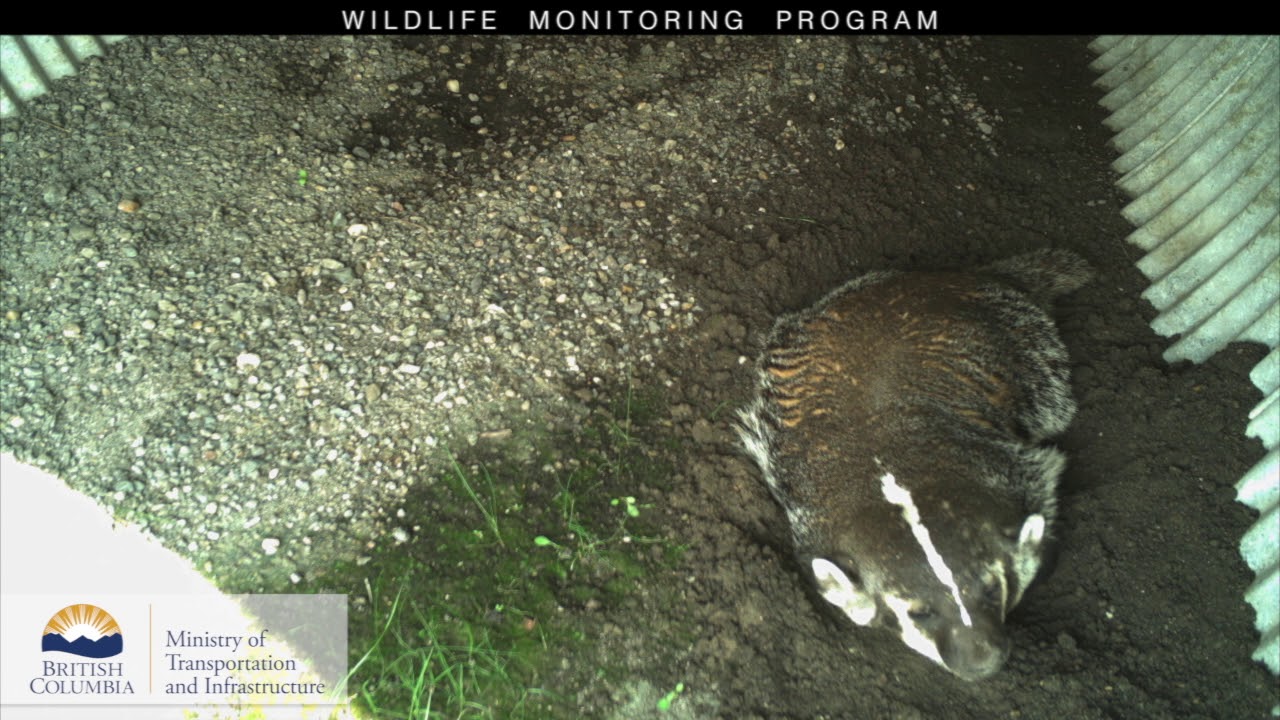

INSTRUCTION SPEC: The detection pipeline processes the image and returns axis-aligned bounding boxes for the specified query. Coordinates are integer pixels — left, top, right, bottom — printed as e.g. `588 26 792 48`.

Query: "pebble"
690 418 717 444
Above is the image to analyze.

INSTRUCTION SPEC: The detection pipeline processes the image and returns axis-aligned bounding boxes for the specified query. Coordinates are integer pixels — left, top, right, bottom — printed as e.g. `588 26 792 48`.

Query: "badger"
736 249 1089 681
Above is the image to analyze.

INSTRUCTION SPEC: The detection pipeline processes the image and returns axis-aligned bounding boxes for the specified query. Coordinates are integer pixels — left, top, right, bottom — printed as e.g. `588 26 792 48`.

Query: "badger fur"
737 249 1089 681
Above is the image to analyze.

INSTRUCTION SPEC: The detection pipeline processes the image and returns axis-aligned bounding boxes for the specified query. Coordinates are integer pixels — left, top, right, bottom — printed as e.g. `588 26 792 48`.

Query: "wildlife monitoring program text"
337 9 941 33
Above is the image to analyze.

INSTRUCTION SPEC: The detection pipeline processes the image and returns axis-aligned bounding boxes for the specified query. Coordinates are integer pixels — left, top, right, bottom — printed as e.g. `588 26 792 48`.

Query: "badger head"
806 466 1053 681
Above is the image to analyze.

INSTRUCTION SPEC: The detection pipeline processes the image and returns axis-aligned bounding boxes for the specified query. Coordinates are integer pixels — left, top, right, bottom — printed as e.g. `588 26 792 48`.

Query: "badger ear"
1002 513 1046 545
812 558 877 626
1017 514 1046 548
1010 514 1047 601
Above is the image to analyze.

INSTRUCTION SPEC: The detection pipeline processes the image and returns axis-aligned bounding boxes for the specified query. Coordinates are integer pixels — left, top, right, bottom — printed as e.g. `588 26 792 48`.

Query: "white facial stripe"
884 594 945 667
880 471 972 627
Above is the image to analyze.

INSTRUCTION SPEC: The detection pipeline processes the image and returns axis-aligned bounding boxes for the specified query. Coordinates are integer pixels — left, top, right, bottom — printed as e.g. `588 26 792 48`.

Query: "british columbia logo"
41 604 123 658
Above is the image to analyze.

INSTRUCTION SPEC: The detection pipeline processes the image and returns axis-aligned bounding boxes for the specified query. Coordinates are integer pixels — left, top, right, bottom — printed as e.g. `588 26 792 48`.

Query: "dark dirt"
593 37 1276 720
2 34 1275 719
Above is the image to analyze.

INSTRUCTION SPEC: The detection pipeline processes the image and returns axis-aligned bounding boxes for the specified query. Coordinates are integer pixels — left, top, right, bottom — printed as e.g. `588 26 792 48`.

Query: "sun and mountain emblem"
41 604 123 658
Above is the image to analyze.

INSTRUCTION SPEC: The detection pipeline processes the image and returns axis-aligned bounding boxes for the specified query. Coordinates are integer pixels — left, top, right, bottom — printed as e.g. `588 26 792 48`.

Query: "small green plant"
656 682 685 712
606 379 665 449
533 535 562 550
611 496 641 518
296 169 308 187
707 400 732 422
448 454 505 547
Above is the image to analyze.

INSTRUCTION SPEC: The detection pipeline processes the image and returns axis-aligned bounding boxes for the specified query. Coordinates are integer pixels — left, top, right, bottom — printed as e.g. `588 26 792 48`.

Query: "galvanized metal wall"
0 35 127 118
1090 35 1280 678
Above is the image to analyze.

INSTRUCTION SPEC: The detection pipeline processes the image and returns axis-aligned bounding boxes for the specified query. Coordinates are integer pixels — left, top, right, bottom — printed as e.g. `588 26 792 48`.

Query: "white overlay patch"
879 470 973 627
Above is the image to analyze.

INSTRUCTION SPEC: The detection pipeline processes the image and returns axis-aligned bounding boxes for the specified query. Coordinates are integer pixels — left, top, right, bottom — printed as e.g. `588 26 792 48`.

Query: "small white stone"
347 223 369 237
262 538 281 555
236 352 261 370
396 363 421 374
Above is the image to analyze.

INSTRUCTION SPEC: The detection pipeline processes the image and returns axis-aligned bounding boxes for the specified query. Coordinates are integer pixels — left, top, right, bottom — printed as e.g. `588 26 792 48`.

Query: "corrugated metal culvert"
0 35 127 118
1090 35 1280 684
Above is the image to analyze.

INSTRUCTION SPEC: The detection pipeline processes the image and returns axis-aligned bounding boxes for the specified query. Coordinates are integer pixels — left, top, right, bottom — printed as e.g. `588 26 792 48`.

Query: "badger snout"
884 589 1013 682
939 623 1011 682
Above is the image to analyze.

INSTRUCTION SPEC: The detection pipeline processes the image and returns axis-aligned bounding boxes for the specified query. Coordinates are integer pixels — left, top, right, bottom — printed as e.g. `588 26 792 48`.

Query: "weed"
447 453 505 547
610 495 644 518
608 385 639 447
707 400 732 422
336 380 687 719
347 563 558 719
657 682 686 712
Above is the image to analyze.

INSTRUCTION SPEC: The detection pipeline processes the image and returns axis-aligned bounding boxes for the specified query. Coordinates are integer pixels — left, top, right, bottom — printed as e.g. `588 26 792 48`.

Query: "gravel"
0 35 1002 589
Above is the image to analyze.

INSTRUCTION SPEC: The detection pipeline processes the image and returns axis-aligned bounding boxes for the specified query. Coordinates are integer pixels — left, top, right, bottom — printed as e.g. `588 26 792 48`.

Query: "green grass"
337 384 680 719
446 454 505 547
347 578 552 719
